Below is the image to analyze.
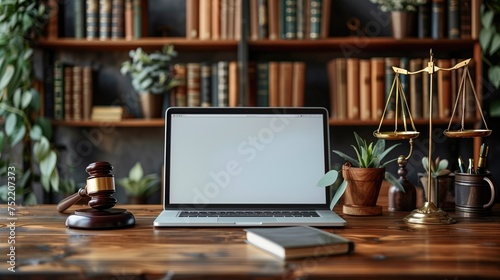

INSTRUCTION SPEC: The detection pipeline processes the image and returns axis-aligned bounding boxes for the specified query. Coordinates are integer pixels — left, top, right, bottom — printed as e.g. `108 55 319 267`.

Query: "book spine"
268 61 280 106
211 63 219 106
284 0 297 39
417 2 431 38
63 65 73 120
173 64 187 106
199 0 212 39
308 0 322 39
279 62 293 106
227 0 235 39
111 0 124 39
437 59 452 119
359 59 371 121
447 0 460 39
258 0 269 39
53 60 64 120
187 63 201 107
292 62 305 107
335 58 347 120
296 0 305 39
82 66 93 120
200 63 212 107
460 0 472 39
212 0 221 40
234 0 242 40
384 57 398 119
133 0 141 38
99 0 112 40
320 0 330 38
229 61 239 107
267 0 279 39
256 62 269 107
72 66 83 120
46 0 59 38
431 0 445 39
217 61 229 107
471 0 481 39
86 0 99 40
124 0 133 40
370 57 385 121
74 0 84 39
346 58 359 120
409 58 423 119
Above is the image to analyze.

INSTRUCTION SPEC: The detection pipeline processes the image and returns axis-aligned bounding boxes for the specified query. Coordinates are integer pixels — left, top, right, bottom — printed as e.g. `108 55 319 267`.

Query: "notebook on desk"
153 107 346 227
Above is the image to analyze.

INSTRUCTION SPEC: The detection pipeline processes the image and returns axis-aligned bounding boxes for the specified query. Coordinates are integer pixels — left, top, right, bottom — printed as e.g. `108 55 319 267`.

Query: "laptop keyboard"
179 210 320 217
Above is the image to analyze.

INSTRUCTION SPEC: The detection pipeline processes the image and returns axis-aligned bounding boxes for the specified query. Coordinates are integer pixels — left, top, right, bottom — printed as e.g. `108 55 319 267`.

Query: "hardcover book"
245 226 354 260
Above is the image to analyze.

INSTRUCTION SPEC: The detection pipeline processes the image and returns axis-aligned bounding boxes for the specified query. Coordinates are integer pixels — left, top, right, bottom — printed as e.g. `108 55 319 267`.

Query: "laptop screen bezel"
163 107 331 210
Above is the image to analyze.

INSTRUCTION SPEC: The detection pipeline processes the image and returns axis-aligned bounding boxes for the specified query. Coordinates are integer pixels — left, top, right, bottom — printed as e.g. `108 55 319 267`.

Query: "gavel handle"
57 187 88 212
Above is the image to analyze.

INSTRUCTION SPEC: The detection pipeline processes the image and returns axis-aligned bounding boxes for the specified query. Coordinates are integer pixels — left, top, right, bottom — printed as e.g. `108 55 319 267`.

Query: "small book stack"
245 226 354 260
91 106 125 121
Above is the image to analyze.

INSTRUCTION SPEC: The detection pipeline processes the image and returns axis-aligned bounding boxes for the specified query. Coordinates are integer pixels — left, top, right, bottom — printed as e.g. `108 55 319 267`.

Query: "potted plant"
418 156 454 210
0 0 59 205
317 132 403 216
117 162 161 204
120 45 178 118
370 0 427 39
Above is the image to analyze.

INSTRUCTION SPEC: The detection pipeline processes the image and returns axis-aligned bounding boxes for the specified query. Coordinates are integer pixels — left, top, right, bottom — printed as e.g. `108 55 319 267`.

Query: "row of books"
327 57 476 122
419 0 481 39
170 61 306 108
53 62 94 121
46 0 147 40
249 0 331 40
186 0 242 40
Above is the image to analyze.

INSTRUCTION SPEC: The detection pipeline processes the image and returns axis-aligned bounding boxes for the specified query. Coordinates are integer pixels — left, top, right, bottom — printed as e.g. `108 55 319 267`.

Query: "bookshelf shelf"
249 38 478 52
52 119 164 127
38 38 239 51
329 118 479 126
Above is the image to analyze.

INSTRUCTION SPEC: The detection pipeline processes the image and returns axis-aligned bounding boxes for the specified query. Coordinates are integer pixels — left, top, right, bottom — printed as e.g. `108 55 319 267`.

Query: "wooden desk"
1 204 500 280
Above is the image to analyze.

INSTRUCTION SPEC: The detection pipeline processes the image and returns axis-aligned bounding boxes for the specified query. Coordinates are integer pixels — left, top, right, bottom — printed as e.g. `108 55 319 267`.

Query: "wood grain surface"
1 201 499 279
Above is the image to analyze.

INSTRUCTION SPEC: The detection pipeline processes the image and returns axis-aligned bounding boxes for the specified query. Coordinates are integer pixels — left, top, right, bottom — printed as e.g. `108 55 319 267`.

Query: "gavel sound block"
57 162 135 229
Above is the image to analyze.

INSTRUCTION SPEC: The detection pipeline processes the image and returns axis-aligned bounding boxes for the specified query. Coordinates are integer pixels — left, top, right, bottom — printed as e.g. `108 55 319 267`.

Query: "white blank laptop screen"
168 112 327 205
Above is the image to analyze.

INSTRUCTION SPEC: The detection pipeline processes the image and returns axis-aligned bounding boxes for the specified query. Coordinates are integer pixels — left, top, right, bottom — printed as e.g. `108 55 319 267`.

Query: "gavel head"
85 161 117 210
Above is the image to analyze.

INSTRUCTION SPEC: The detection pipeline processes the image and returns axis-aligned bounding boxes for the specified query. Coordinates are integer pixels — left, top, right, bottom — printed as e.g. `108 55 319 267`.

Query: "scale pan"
444 129 492 138
373 131 420 140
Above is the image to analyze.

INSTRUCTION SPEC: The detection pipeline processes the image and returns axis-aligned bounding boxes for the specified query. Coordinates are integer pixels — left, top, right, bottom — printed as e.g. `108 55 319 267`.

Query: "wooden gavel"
57 161 117 212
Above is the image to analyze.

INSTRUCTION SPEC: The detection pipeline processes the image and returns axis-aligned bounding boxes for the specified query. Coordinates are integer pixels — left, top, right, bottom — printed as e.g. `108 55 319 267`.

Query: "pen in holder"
57 161 135 229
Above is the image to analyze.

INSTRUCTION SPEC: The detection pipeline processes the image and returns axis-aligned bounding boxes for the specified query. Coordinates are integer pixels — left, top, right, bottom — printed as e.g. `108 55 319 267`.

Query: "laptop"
153 107 346 227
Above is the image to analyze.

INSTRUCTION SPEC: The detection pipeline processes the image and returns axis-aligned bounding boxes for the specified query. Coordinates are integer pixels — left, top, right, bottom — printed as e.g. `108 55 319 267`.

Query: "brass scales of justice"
373 50 492 225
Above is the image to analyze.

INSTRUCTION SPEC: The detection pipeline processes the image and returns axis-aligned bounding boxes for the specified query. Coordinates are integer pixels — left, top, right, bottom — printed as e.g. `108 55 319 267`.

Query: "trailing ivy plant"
480 1 500 116
0 0 59 204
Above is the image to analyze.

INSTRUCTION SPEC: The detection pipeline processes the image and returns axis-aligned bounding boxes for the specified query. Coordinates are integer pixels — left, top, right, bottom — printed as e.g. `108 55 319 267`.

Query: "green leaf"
489 33 500 56
13 88 21 108
129 162 143 182
0 64 14 90
9 124 25 146
482 9 494 28
316 170 339 187
21 89 32 109
29 124 42 140
33 136 50 162
4 113 17 136
436 159 449 172
50 168 59 192
386 172 405 193
488 66 500 89
40 150 57 178
330 180 347 210
332 150 359 167
480 27 493 50
35 117 52 139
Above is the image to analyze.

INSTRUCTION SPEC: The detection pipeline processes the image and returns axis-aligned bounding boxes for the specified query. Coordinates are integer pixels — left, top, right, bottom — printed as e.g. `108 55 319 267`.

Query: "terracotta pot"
391 11 414 40
140 92 163 119
342 164 385 207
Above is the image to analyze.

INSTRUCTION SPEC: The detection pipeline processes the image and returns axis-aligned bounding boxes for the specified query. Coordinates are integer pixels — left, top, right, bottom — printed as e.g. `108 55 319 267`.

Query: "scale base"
343 204 382 216
66 208 135 229
403 202 456 224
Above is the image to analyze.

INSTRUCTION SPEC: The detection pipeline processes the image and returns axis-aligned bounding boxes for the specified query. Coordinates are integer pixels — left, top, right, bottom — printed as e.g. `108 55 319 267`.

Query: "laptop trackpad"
217 217 277 224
